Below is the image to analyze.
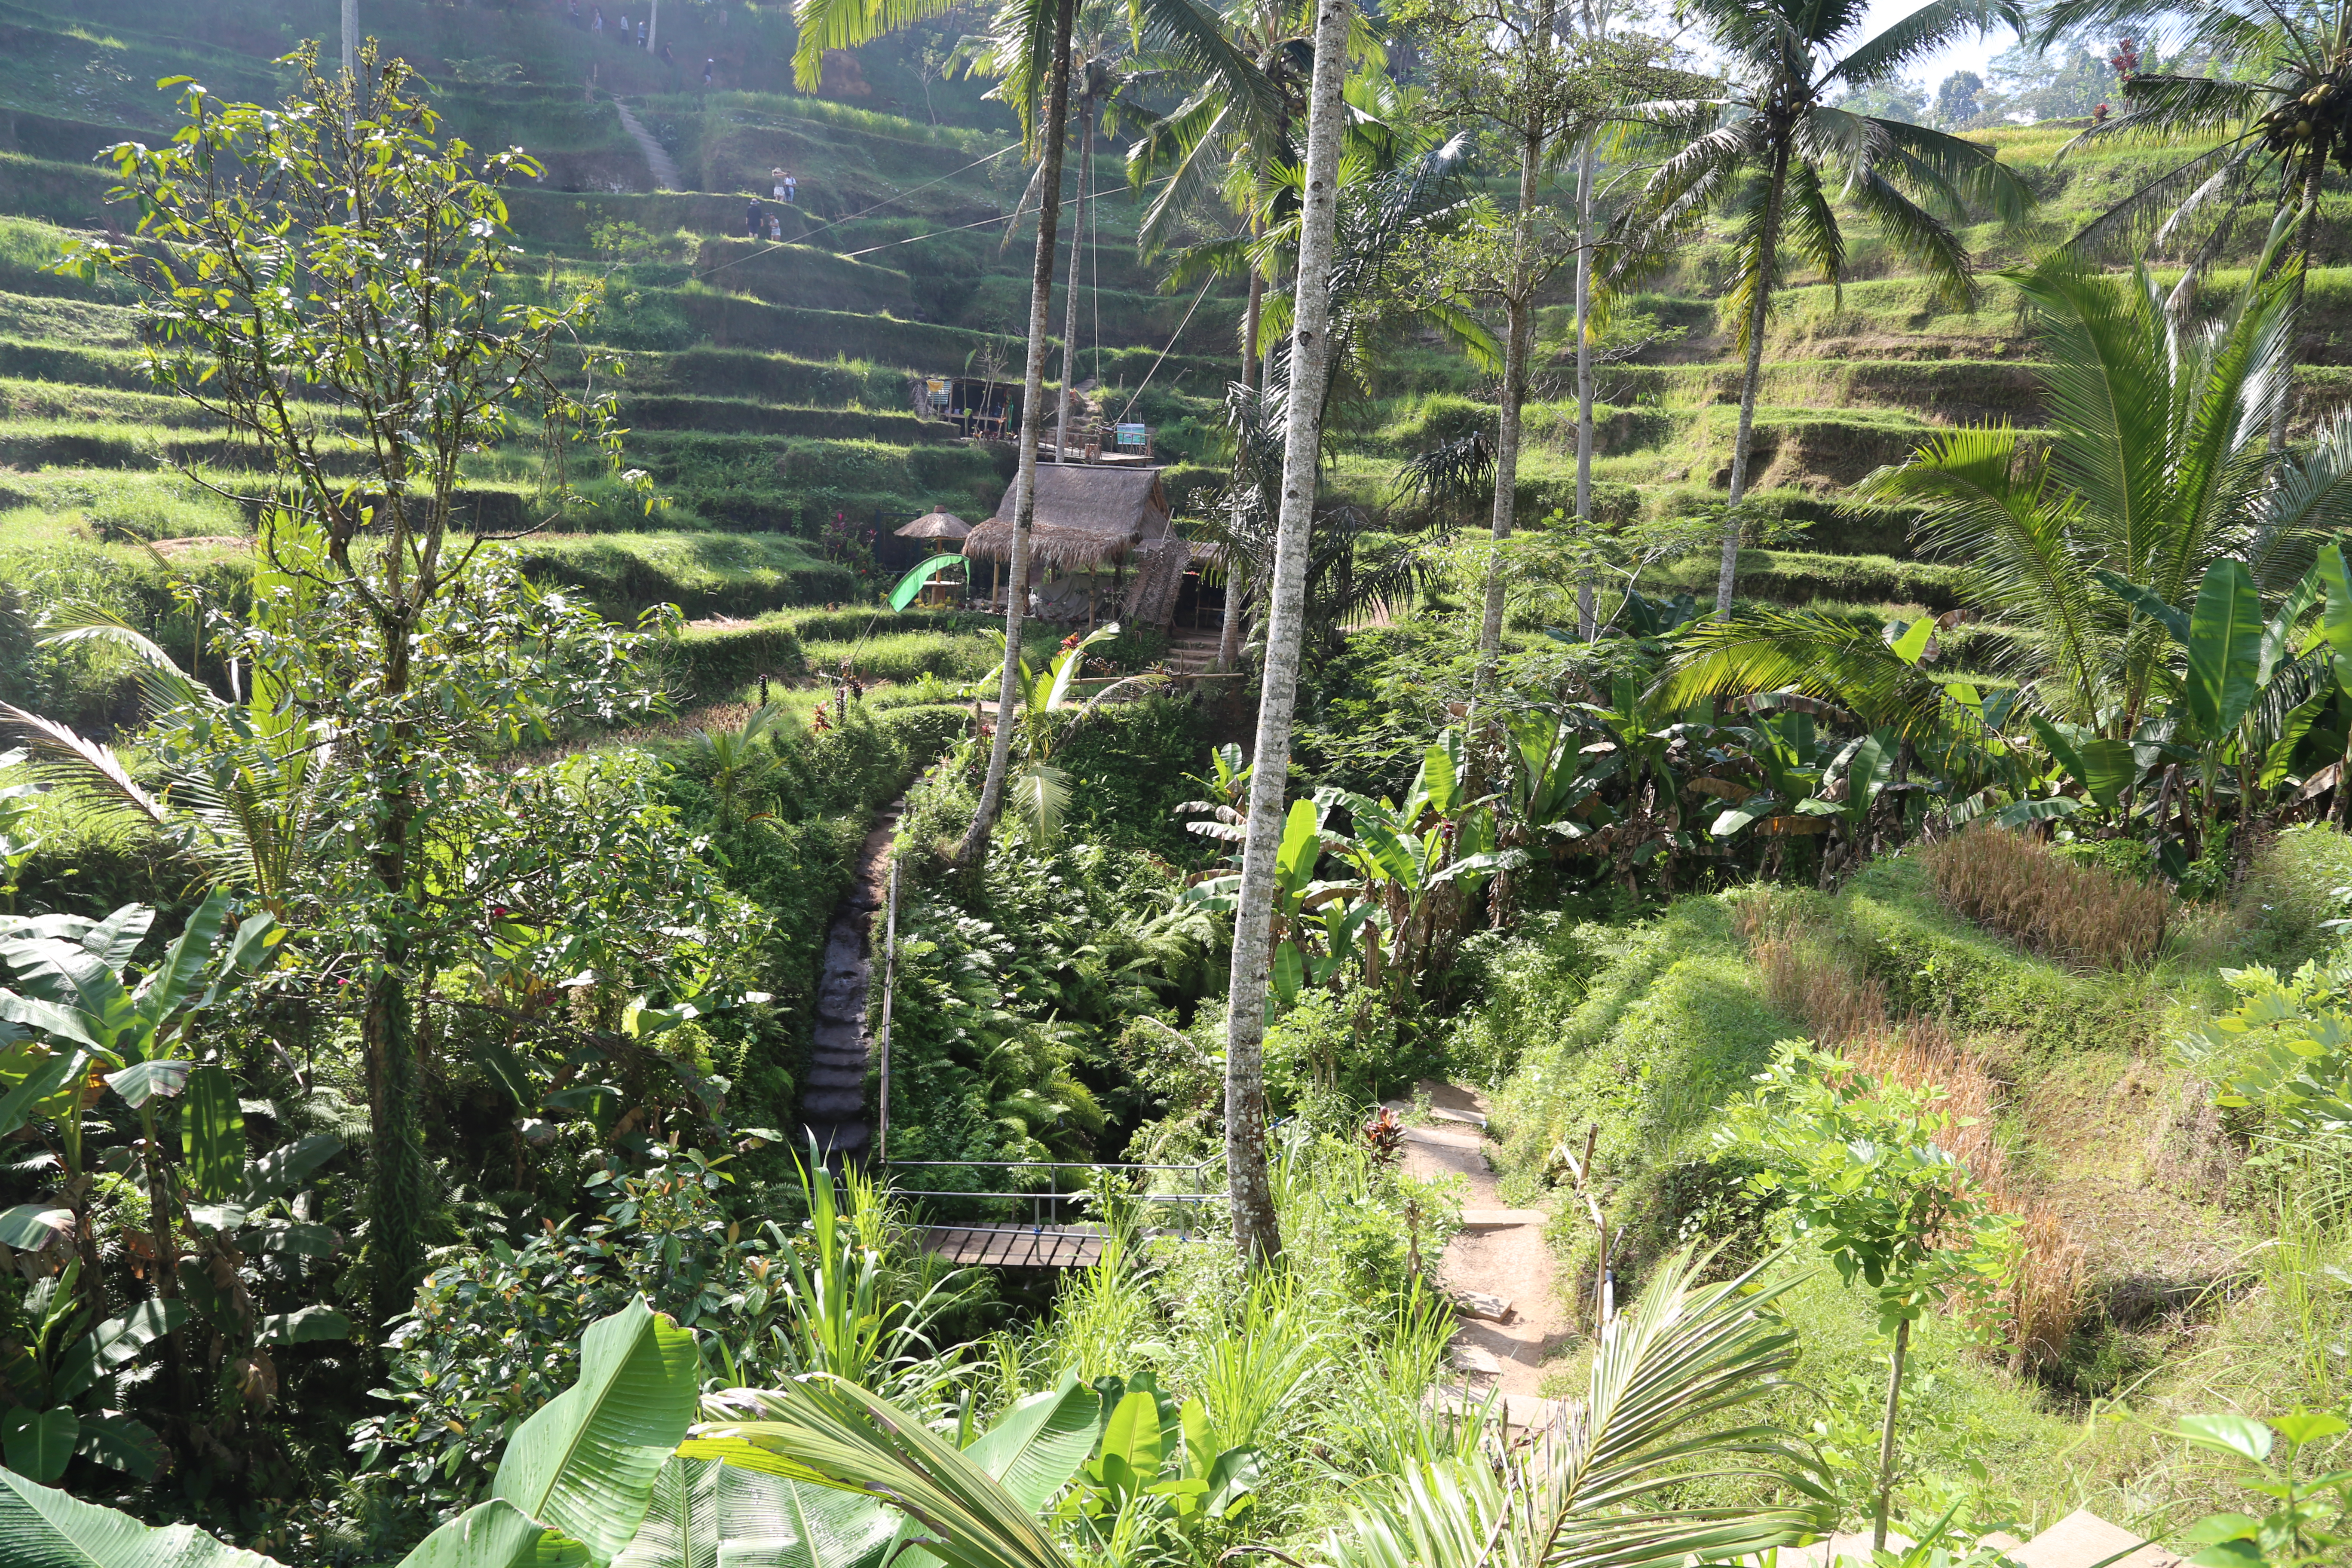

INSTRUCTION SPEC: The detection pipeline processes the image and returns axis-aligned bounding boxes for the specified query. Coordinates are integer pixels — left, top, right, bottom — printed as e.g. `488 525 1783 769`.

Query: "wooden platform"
922 1225 1107 1269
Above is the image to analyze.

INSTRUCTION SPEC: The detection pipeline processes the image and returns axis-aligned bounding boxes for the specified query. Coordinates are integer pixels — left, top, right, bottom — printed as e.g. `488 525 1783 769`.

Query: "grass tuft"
1918 826 2171 969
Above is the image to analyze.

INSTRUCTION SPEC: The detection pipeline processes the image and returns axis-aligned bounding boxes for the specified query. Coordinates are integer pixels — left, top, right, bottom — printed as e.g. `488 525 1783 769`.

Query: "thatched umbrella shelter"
964 466 1182 626
897 508 972 543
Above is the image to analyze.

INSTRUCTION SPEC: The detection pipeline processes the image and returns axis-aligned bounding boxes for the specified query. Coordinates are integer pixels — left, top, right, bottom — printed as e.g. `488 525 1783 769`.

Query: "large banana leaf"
493 1298 702 1568
401 1500 592 1568
613 1455 897 1568
0 1466 290 1568
683 1375 1098 1568
2185 557 2264 741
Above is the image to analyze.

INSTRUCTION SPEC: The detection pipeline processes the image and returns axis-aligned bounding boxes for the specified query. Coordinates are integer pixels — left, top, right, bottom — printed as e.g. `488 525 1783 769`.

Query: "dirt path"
1395 1081 1576 1406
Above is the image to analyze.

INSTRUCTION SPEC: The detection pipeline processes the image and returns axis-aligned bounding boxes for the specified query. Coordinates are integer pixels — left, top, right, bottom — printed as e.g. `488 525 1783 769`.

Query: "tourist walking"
591 7 603 37
745 199 763 239
784 173 796 205
702 57 715 86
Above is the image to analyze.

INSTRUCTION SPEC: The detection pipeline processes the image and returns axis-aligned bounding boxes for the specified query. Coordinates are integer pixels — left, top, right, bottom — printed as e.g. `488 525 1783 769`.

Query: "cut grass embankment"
1463 842 2309 1527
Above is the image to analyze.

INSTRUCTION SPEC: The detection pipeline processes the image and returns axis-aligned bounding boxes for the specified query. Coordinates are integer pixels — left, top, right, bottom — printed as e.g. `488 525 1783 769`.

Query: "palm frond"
0 704 172 829
1848 167 1969 307
1827 0 2024 91
793 0 961 92
1314 1247 1833 1568
1659 609 1974 745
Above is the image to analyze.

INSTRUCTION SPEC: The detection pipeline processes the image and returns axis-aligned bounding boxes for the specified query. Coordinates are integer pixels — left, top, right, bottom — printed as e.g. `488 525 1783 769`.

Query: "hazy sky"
1858 0 2030 90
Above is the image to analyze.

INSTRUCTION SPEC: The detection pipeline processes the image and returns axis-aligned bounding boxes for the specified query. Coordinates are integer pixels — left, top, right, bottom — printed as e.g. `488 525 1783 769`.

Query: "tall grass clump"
1740 892 2088 1370
1917 825 2170 968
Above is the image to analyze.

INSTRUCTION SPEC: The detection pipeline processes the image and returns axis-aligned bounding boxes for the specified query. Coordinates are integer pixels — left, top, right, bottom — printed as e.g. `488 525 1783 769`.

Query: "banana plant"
1563 676 1724 894
1058 1371 1261 1564
1320 744 1503 1004
1 1297 699 1568
969 625 1140 844
0 751 36 910
1708 706 1831 840
1182 796 1363 1007
2098 556 2331 854
0 893 283 1335
1173 744 1253 845
0 1259 177 1483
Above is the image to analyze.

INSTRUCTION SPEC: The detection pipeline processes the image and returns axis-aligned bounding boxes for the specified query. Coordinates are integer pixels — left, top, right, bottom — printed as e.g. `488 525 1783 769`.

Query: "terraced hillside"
0 0 2330 724
0 0 1250 733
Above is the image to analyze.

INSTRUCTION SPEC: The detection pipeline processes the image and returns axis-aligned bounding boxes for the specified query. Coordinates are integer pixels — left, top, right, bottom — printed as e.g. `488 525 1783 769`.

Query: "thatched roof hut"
897 509 971 542
963 465 1173 571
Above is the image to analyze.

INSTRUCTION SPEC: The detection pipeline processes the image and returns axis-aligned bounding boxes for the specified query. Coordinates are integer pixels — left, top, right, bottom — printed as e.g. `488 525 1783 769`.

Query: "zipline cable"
695 141 1020 279
1115 272 1216 427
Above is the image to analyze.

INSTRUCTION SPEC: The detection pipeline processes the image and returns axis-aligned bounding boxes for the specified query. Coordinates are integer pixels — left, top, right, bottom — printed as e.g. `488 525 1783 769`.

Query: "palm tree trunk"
1055 99 1093 463
1717 141 1789 612
1213 556 1245 672
1472 107 1543 702
2271 151 2326 453
1240 257 1263 393
955 0 1075 872
1221 0 1352 1269
1573 129 1597 641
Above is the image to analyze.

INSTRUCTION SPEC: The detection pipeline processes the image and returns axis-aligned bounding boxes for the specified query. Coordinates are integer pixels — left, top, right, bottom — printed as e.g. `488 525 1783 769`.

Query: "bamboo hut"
963 466 1190 627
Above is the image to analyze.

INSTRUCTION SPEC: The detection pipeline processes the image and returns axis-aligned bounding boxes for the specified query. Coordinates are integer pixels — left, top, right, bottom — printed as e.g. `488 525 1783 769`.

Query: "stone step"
1452 1289 1512 1322
809 1048 867 1069
802 1088 865 1117
1459 1209 1548 1229
812 1019 864 1054
804 1066 866 1090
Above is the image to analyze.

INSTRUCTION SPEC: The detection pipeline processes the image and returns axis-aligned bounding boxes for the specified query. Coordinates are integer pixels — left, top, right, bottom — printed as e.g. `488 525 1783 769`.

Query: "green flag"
889 554 967 610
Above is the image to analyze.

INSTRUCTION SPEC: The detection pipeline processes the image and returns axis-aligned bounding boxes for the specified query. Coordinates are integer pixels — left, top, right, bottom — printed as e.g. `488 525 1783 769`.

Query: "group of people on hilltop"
573 2 716 77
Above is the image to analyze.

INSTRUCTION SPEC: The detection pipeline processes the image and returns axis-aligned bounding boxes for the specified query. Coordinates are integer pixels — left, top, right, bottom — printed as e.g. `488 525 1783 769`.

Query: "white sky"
1859 0 2024 89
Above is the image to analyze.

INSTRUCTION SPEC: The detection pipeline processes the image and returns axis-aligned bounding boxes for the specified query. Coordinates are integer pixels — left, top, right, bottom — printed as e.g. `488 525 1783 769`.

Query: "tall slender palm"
1125 0 1365 388
1216 0 1354 1268
2043 0 2352 446
1617 0 2030 612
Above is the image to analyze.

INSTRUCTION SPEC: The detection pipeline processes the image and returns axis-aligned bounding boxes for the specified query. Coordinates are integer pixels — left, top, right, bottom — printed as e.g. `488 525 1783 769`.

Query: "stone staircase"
611 96 683 192
1164 628 1225 677
797 799 900 1160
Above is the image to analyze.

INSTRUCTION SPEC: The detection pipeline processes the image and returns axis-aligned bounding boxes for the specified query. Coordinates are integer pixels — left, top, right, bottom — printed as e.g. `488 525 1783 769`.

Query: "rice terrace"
7 0 2352 1563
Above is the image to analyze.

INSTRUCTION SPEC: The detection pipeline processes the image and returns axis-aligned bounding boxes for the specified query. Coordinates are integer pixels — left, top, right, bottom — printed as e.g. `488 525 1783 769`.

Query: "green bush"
2236 824 2352 970
1053 696 1213 857
1484 897 1795 1210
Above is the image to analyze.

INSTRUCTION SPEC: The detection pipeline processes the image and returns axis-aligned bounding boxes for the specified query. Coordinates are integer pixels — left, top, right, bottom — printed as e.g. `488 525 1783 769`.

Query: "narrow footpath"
1395 1081 1576 1424
798 799 901 1161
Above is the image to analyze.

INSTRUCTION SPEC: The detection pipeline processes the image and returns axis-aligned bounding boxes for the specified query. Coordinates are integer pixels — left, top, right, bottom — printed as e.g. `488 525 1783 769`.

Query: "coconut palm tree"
2042 1 2352 444
0 612 331 919
1617 0 2031 613
1210 0 1357 1268
1124 0 1364 389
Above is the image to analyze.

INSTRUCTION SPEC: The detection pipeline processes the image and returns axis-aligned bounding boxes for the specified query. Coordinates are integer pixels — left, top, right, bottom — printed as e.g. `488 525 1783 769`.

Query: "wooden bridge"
891 1156 1222 1272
